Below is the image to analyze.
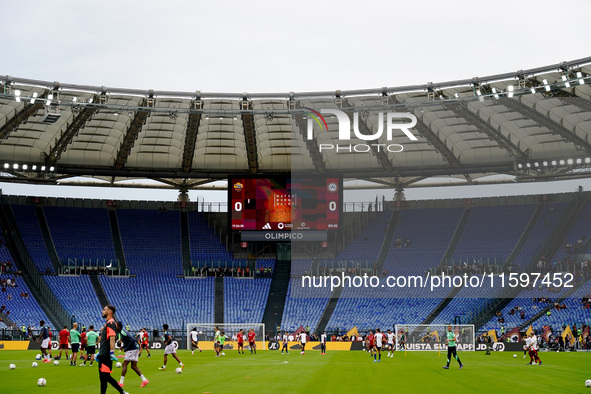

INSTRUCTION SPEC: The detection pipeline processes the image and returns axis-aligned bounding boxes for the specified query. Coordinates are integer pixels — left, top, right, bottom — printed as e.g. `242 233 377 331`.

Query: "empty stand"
10 205 54 273
223 277 271 325
117 209 182 275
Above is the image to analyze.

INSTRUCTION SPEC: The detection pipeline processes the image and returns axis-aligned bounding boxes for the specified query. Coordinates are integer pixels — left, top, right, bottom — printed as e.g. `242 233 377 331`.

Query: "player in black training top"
97 305 126 394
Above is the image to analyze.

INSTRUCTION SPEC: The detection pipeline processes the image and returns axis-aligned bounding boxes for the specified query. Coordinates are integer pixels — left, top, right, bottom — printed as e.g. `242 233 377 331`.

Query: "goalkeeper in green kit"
443 325 463 370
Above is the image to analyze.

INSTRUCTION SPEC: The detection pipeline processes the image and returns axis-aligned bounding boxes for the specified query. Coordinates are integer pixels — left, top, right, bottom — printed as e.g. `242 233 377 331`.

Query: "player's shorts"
237 341 243 347
376 346 382 352
81 344 86 351
191 340 199 348
97 355 112 373
387 343 394 348
86 346 96 355
140 343 149 349
125 349 139 362
164 344 176 355
71 344 80 353
41 338 51 349
368 344 375 350
249 342 255 347
282 343 288 347
60 344 68 350
300 342 306 347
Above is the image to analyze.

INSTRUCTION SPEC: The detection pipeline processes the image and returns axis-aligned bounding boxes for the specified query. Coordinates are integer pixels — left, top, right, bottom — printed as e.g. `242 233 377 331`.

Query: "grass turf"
1 349 590 393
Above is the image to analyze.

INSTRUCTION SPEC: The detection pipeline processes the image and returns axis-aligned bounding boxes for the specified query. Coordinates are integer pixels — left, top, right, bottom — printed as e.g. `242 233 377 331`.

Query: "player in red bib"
247 329 256 354
138 328 151 358
57 326 70 360
367 331 376 358
80 327 87 361
237 329 245 354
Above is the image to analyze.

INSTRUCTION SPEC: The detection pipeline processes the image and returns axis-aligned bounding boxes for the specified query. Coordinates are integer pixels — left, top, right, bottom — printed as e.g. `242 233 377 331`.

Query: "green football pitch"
1 349 590 393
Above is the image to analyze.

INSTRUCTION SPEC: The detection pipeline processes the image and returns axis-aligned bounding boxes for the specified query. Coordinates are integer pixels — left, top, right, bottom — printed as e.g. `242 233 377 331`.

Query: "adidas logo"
262 223 272 230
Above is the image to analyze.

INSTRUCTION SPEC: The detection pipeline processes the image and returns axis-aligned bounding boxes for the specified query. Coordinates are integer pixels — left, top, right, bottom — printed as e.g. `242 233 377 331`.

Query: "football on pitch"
513 354 517 358
35 354 42 360
175 367 183 374
9 363 16 369
53 360 59 366
115 362 122 368
32 362 38 368
585 379 591 387
37 378 46 387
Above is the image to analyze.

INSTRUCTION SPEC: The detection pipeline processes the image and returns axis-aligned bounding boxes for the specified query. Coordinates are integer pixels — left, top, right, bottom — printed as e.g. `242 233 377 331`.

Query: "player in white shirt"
386 329 395 357
190 328 202 355
298 332 307 355
525 332 542 365
320 331 327 355
281 332 289 354
373 328 384 362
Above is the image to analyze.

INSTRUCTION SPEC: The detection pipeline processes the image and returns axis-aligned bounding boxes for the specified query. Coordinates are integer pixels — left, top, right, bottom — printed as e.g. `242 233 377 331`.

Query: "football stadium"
1 2 591 393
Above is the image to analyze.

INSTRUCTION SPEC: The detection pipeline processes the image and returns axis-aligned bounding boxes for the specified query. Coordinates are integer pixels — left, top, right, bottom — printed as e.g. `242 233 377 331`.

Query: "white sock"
162 365 166 369
140 374 147 381
180 362 183 366
120 376 125 384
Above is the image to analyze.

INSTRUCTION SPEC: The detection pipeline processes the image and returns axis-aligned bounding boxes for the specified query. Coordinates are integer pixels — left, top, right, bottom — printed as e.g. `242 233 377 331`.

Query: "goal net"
186 323 266 350
394 324 475 351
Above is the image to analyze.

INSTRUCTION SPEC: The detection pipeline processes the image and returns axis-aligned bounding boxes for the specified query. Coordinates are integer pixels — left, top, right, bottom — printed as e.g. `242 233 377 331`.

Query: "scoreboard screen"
229 176 341 231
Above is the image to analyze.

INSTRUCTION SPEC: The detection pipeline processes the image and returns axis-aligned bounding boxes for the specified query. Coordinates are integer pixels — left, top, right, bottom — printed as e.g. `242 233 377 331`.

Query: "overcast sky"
1 0 590 202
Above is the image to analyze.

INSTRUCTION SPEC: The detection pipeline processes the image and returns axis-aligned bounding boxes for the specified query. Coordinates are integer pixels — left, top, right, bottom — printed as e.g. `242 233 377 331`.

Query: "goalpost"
186 323 266 350
394 324 475 351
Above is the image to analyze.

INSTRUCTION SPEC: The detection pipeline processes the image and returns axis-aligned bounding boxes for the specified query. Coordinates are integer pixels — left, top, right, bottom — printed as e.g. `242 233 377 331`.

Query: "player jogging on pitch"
443 325 463 370
298 331 307 355
525 332 543 365
320 331 327 355
190 327 202 355
213 326 222 357
367 331 375 357
219 331 228 355
386 329 395 357
116 322 149 388
80 327 87 361
57 325 70 361
159 324 184 371
281 331 289 354
237 329 245 354
97 305 127 394
248 328 257 354
374 329 384 362
38 320 51 363
398 330 406 351
138 328 151 358
82 325 98 366
70 323 81 366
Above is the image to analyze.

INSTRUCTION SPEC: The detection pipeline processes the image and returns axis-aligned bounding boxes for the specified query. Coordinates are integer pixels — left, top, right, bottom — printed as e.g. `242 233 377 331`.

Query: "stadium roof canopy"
1 57 591 192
